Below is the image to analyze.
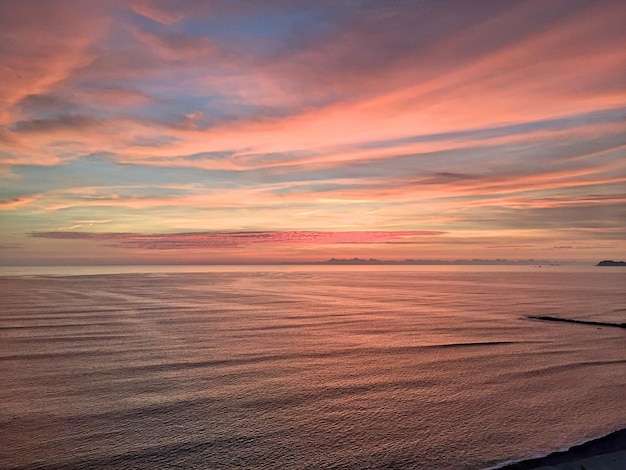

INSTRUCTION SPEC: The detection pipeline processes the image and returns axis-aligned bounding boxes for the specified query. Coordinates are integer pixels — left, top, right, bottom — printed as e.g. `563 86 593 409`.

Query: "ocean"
1 265 624 469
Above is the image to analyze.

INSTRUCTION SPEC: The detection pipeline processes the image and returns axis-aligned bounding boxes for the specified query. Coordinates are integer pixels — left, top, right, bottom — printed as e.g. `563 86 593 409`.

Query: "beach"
494 428 626 469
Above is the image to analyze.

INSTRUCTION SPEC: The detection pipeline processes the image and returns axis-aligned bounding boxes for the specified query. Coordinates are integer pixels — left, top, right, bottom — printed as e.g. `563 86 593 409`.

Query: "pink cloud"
1 1 624 173
30 230 445 249
129 0 186 25
1 2 624 264
0 1 108 125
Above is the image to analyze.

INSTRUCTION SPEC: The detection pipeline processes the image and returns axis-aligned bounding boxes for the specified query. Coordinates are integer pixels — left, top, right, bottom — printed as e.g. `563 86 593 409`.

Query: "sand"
494 428 626 469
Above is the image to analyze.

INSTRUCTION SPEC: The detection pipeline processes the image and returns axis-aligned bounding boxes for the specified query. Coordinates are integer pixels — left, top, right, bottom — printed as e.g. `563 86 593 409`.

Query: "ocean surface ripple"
1 266 624 469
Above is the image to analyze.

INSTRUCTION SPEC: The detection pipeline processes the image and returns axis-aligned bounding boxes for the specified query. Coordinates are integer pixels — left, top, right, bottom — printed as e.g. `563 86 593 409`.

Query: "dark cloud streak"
29 230 445 250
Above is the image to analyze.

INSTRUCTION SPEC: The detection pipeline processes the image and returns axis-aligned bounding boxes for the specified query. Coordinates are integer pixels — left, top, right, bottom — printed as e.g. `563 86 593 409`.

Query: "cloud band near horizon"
29 230 445 250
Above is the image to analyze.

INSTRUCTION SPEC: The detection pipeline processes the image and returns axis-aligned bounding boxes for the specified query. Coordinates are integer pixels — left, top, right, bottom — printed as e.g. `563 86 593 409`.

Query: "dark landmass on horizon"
597 260 626 266
317 258 564 265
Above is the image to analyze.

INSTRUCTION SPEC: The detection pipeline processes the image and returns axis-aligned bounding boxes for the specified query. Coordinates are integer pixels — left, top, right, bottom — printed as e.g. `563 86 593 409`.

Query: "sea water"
1 266 624 469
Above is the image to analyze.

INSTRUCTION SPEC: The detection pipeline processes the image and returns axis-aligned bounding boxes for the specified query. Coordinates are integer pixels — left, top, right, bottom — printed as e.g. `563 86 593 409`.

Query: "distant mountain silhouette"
597 260 626 266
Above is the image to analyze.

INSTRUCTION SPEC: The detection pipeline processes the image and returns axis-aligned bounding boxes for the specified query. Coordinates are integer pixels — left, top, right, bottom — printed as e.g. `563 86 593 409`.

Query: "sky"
0 0 625 265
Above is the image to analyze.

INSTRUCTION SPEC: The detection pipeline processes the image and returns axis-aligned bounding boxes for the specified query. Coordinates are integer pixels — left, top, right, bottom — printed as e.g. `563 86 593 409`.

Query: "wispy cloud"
0 195 40 210
1 1 625 263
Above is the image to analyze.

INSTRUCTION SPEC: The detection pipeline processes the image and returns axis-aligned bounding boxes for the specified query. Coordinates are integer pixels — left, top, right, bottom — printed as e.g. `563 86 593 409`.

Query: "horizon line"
0 259 605 267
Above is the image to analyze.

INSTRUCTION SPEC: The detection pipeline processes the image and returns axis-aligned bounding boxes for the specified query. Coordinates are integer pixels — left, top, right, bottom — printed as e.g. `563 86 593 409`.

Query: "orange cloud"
0 195 39 210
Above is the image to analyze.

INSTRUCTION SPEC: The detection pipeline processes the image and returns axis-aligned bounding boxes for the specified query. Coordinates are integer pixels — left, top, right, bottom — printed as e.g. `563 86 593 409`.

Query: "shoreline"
488 428 626 469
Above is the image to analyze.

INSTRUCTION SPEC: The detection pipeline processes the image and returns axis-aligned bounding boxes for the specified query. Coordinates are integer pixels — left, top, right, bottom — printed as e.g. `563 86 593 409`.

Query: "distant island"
597 260 626 266
319 258 562 266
